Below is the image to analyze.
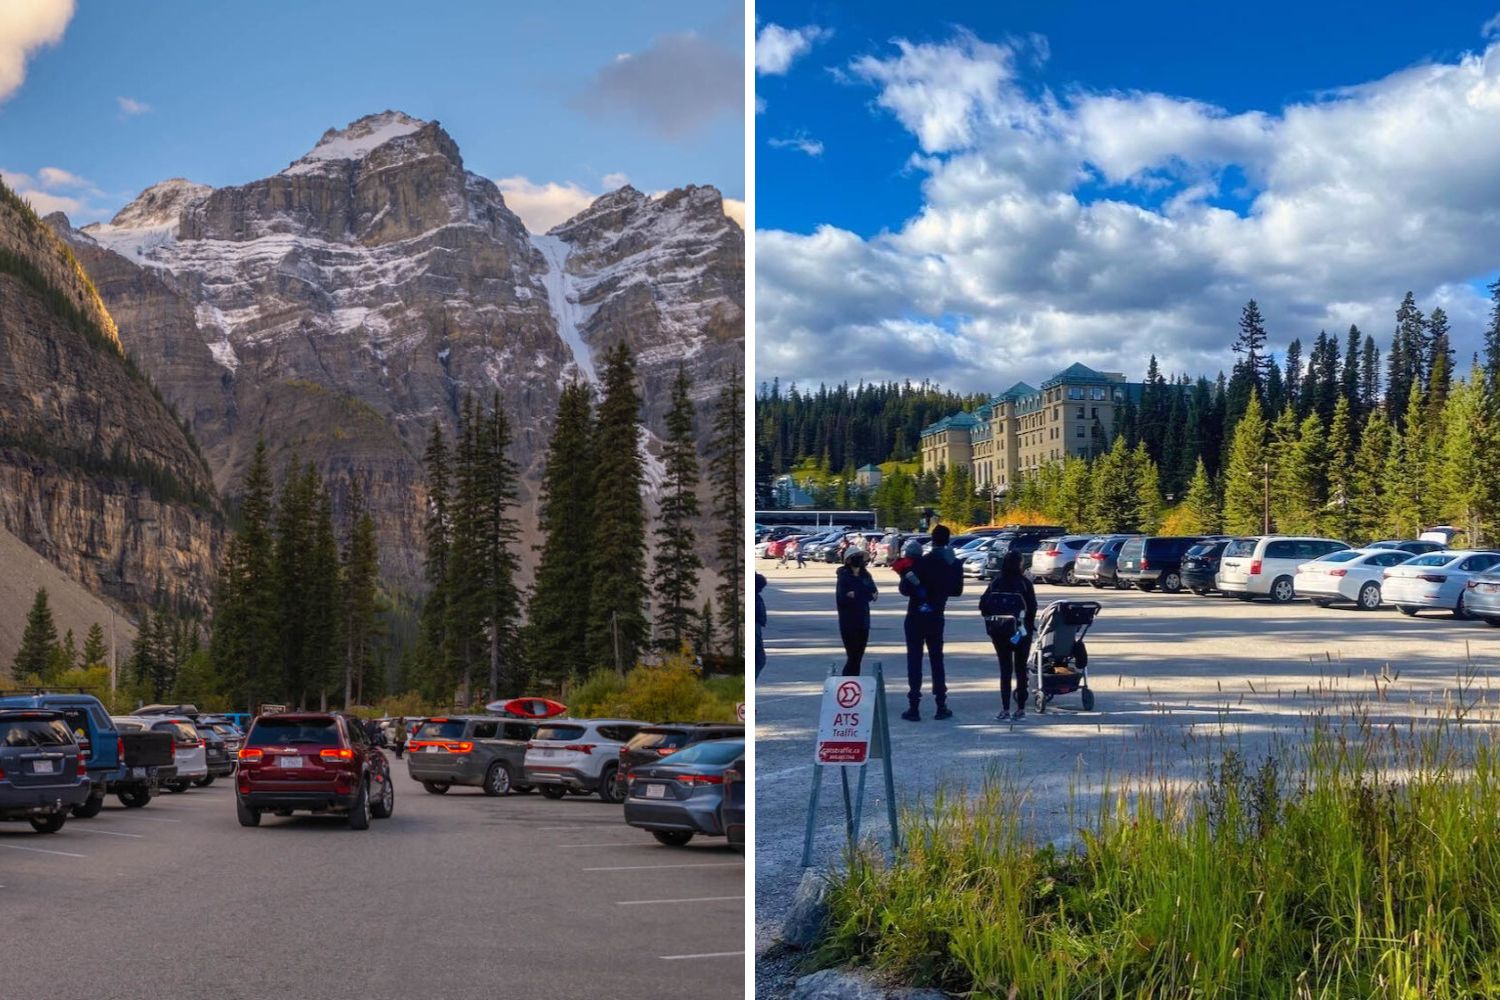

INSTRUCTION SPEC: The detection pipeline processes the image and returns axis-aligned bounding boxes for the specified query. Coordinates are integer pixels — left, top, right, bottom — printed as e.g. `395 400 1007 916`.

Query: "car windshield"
416 720 468 740
2 717 71 747
246 718 341 746
1405 553 1452 567
628 730 688 751
534 724 587 742
1224 538 1259 557
662 740 745 766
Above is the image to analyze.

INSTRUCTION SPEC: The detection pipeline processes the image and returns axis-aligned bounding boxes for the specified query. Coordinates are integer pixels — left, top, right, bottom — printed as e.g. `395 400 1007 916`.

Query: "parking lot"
0 755 743 999
754 561 1500 967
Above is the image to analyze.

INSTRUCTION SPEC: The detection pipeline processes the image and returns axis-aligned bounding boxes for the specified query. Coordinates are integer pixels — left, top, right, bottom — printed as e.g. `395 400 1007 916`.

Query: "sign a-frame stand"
800 660 899 868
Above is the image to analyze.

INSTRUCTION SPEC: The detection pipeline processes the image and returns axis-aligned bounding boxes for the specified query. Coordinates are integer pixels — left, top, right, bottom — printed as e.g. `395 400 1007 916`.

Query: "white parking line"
618 895 745 906
116 816 180 823
660 950 744 961
556 842 649 848
584 862 743 872
0 843 87 858
68 827 145 839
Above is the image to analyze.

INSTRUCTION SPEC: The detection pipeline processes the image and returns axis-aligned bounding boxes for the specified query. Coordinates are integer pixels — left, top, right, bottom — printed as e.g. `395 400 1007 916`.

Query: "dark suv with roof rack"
406 714 538 796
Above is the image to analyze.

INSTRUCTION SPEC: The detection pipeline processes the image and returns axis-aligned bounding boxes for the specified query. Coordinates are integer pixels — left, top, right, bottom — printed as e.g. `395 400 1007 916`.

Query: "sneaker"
1013 706 1026 720
900 708 921 722
934 705 953 720
995 709 1011 721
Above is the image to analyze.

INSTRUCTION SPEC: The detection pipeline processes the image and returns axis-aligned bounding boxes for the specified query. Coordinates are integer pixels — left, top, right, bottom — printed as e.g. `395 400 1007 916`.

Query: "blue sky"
0 0 744 230
755 2 1500 390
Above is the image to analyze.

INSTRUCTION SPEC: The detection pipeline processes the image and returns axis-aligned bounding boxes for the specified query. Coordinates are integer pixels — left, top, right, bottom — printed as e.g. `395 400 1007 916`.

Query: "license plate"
32 759 56 774
645 784 666 799
424 745 440 753
277 756 304 769
131 767 146 778
536 749 556 758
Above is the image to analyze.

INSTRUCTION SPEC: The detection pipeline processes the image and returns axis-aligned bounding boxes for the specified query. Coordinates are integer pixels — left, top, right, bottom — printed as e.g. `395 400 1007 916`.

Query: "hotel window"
1076 426 1085 438
1091 407 1098 419
1076 406 1085 418
1068 386 1084 400
1091 386 1107 401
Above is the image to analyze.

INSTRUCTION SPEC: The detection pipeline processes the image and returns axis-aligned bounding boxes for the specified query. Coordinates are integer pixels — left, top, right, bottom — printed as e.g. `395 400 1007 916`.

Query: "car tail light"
116 736 124 763
1417 574 1447 584
444 741 473 754
1041 547 1058 556
0 767 6 780
1328 569 1347 577
76 755 87 776
676 773 725 786
656 747 678 756
169 739 177 757
1140 558 1150 571
563 744 595 754
238 747 263 761
319 747 355 761
1249 560 1262 575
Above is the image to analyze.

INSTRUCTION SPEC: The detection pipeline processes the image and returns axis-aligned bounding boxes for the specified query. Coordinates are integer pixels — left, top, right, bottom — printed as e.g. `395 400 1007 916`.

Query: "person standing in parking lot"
982 550 1038 720
900 524 964 721
835 548 878 676
392 716 407 757
755 573 768 678
794 537 806 569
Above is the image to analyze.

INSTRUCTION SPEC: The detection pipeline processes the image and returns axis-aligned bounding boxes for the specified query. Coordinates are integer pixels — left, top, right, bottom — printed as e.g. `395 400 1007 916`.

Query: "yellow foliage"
1159 504 1197 535
569 651 741 723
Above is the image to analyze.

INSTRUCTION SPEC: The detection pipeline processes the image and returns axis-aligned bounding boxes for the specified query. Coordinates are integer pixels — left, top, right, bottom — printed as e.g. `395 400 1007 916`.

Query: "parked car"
980 533 1050 580
115 717 208 793
1465 568 1500 626
1031 535 1096 586
1216 536 1350 602
1365 539 1447 556
406 714 538 796
1294 548 1415 610
623 738 746 846
0 709 90 833
1382 550 1500 618
960 536 1005 578
1181 539 1230 595
523 719 646 803
196 724 236 785
0 691 157 815
722 756 745 849
618 722 744 798
1074 535 1136 589
235 712 394 829
1117 535 1210 593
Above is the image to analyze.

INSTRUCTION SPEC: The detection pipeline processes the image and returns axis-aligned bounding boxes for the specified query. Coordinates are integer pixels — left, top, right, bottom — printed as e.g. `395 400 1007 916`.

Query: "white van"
1216 536 1350 602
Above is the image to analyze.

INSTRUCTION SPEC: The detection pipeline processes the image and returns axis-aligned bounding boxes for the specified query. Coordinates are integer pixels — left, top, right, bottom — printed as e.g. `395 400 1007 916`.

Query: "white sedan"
1294 548 1416 610
1381 550 1500 618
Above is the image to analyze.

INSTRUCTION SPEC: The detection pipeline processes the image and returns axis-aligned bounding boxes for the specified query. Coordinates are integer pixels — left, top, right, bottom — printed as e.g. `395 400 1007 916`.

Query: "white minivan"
1216 536 1350 603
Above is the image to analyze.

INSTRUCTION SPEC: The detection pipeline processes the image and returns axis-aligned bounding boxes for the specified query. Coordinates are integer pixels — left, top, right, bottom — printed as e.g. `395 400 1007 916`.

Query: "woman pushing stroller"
979 550 1037 720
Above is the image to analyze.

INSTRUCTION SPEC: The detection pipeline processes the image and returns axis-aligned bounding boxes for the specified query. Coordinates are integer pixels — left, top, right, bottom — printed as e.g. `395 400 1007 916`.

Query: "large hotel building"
920 363 1141 491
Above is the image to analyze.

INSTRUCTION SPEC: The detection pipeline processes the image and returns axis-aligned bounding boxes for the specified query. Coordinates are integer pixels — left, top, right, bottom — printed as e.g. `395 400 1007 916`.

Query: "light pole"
1262 459 1271 534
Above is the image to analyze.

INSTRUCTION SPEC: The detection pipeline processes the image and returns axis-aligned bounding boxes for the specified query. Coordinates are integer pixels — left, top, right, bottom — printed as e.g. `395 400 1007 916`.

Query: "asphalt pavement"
754 561 1500 992
1 753 743 999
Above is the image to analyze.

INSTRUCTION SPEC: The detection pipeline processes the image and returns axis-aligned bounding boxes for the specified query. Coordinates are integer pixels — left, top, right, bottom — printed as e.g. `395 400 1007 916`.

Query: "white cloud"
0 0 73 103
37 165 87 188
1484 12 1500 39
755 23 831 75
116 95 150 116
758 30 1500 391
602 171 629 189
722 197 745 228
573 31 742 137
1 168 85 216
494 176 601 233
767 132 824 157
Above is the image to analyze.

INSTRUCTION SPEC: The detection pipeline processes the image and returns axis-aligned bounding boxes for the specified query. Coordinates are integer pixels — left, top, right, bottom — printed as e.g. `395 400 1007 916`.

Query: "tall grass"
819 718 1500 997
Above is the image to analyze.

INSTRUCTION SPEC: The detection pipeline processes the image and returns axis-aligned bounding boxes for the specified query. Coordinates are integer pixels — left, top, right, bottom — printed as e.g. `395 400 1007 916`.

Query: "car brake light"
657 747 677 756
319 747 355 761
169 739 177 757
116 736 124 763
0 767 5 780
1417 574 1447 584
1249 560 1262 575
238 747 263 760
676 774 724 785
563 744 595 754
1140 558 1150 571
1328 569 1347 577
77 754 87 776
444 741 473 754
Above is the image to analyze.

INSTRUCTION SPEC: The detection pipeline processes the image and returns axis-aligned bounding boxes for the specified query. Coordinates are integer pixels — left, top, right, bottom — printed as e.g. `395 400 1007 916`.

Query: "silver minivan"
1217 536 1350 602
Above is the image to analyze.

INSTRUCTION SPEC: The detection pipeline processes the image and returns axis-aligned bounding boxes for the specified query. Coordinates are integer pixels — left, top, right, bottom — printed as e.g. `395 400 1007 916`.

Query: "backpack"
978 587 1026 638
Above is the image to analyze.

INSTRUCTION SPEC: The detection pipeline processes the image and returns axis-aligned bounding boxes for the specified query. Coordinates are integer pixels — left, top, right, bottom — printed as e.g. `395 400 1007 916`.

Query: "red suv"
235 713 393 830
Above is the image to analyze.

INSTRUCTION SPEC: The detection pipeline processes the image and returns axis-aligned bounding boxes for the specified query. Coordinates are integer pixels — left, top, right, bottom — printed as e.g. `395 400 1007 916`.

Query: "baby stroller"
1031 600 1101 712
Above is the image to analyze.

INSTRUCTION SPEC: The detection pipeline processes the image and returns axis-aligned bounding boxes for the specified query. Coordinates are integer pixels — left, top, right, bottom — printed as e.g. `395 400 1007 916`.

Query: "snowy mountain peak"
282 110 434 175
103 178 212 230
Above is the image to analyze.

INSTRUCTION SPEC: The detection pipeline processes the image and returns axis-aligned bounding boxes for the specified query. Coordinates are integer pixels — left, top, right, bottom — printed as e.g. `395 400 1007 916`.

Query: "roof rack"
0 687 94 696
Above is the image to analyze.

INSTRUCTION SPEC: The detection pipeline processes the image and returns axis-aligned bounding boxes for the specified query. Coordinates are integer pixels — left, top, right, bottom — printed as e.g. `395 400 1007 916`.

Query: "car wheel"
652 830 694 847
1235 593 1254 601
1137 582 1156 593
1191 587 1210 596
597 765 622 804
1358 583 1381 611
1483 616 1500 628
539 785 568 800
1397 605 1418 616
236 797 261 827
1161 572 1182 594
117 787 151 808
193 776 215 788
483 762 513 797
30 813 66 834
421 781 450 795
1311 599 1331 608
348 779 372 830
1064 565 1077 586
371 774 395 819
1270 577 1295 604
513 784 535 795
1089 581 1104 589
1455 593 1471 621
72 789 105 819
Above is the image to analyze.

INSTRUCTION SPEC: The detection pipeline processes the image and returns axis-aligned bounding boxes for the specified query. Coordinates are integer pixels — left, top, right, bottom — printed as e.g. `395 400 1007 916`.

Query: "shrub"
569 652 742 722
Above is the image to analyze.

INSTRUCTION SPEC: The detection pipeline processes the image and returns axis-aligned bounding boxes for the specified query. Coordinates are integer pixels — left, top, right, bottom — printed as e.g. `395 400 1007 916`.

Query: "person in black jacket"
982 550 1038 720
754 573 768 678
835 548 878 676
899 524 964 721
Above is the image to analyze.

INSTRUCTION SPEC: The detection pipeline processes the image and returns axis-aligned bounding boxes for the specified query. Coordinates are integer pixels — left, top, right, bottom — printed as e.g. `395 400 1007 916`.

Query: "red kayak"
485 697 567 719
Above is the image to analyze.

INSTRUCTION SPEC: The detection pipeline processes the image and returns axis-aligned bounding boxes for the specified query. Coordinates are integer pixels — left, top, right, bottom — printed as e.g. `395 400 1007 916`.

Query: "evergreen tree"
1223 392 1269 534
1324 397 1356 540
1057 456 1093 531
1133 443 1162 534
341 480 378 707
872 470 919 530
211 440 278 712
13 589 57 679
653 367 703 653
1341 325 1362 411
81 622 107 669
46 628 78 682
1426 307 1454 410
709 375 744 664
1181 458 1220 534
586 344 650 673
1284 338 1303 415
444 395 488 701
1383 384 1430 537
524 383 596 684
478 394 522 699
302 478 342 708
1232 299 1271 391
694 599 716 661
1486 277 1500 392
1086 436 1137 533
1388 292 1426 426
1435 367 1489 543
1350 409 1393 541
418 423 453 696
1274 412 1326 535
1359 334 1381 416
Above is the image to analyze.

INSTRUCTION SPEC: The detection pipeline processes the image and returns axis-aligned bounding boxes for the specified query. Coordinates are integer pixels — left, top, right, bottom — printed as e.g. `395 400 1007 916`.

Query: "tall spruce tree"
341 480 378 707
211 440 278 712
709 375 744 664
1181 458 1220 533
1426 307 1454 410
444 395 487 702
419 423 452 697
12 588 57 679
1232 299 1271 391
1324 397 1356 540
1275 412 1327 535
81 622 107 669
653 367 703 653
1132 443 1162 533
477 393 522 697
1359 334 1382 416
1383 383 1430 537
586 344 649 673
1350 409 1393 541
1284 338 1303 415
1436 367 1488 543
1223 392 1269 534
525 383 597 684
1486 277 1500 392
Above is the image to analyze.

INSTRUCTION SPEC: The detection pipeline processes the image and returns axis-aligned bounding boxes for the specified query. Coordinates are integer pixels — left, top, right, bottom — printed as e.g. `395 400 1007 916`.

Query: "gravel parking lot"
754 561 1500 992
1 754 743 999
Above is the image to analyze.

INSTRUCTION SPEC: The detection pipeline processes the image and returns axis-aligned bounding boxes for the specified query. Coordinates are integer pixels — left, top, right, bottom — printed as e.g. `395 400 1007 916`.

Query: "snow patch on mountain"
282 111 425 175
530 232 598 383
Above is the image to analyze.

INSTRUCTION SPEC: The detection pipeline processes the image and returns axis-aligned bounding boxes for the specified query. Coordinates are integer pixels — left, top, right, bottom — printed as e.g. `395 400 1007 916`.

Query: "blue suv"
0 692 160 814
0 709 91 833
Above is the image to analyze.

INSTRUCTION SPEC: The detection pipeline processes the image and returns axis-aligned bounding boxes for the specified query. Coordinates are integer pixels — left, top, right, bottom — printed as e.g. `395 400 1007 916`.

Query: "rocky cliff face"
53 111 743 590
0 187 224 614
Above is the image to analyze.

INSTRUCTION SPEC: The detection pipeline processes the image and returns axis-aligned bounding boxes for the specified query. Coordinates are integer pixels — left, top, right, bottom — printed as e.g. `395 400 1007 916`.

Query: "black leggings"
840 623 869 676
992 635 1031 709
